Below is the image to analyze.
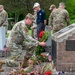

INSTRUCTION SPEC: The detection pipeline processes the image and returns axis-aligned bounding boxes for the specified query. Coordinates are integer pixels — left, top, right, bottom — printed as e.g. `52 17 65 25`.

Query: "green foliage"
0 0 75 24
35 46 44 55
24 67 33 74
28 30 32 36
37 55 48 62
70 19 75 24
6 33 9 38
66 0 75 20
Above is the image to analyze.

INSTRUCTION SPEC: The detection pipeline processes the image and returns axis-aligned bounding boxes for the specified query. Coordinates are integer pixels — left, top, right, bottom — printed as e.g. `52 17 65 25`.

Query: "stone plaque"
66 40 75 51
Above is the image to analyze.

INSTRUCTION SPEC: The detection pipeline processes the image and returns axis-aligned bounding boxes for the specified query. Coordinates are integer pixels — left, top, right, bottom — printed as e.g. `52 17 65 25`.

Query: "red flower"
39 30 44 38
40 53 46 58
45 71 52 75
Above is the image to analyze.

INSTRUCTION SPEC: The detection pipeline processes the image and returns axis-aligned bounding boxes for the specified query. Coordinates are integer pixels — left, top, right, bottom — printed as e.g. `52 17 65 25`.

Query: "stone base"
45 46 52 52
0 50 10 57
56 63 75 72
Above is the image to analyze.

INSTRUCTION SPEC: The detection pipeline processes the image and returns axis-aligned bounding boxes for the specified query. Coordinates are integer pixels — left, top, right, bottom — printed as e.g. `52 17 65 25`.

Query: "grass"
6 29 53 38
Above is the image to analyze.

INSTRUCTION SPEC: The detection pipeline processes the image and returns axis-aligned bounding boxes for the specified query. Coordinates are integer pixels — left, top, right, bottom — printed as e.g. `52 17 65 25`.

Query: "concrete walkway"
0 48 75 75
0 50 26 75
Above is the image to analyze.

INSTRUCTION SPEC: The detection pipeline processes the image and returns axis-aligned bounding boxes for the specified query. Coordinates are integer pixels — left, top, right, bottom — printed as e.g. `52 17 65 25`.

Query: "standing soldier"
0 13 46 72
49 2 70 33
48 4 57 31
0 5 8 33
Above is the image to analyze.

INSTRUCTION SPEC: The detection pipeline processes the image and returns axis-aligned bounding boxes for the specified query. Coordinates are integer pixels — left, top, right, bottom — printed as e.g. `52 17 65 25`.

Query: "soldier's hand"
31 26 36 29
31 26 35 29
39 42 46 46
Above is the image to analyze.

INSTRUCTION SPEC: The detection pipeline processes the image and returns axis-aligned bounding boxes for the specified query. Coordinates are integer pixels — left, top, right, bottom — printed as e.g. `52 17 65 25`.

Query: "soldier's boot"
28 59 34 68
20 56 29 68
0 60 5 72
21 51 33 68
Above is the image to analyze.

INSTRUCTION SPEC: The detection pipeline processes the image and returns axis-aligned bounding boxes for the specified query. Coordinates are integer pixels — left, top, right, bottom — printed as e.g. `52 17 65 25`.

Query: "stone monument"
52 23 75 72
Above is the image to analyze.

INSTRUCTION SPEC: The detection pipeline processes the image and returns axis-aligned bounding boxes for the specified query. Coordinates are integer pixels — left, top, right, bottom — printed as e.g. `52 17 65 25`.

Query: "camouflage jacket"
0 10 8 27
48 8 70 31
7 20 39 47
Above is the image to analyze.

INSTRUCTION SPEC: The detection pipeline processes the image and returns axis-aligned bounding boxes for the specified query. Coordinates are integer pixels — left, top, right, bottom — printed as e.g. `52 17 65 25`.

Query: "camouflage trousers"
6 43 36 67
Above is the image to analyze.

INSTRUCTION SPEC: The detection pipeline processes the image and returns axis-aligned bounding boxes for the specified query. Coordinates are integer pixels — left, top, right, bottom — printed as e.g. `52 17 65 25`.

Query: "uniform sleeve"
65 10 70 26
0 11 8 26
48 12 53 26
21 25 39 46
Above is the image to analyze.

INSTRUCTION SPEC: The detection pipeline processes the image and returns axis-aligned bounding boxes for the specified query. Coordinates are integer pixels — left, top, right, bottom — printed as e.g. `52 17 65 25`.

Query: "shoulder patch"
24 27 28 32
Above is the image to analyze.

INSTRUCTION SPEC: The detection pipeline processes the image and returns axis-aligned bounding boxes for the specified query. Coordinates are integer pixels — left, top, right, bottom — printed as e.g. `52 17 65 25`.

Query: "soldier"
0 13 46 71
48 2 70 33
0 5 8 33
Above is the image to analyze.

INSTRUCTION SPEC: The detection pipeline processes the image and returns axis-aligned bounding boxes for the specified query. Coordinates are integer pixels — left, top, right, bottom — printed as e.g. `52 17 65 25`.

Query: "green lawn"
6 29 53 38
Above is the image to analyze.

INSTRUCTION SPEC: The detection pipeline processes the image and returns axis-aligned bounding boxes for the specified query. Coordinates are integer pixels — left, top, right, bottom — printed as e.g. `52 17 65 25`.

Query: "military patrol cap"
49 4 56 10
26 13 35 20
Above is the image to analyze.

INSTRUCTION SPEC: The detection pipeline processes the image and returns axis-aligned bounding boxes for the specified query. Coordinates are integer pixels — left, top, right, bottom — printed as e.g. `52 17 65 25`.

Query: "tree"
0 0 74 23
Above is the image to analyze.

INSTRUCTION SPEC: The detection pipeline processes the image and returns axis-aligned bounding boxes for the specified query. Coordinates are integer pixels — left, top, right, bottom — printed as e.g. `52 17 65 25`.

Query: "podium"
0 27 6 50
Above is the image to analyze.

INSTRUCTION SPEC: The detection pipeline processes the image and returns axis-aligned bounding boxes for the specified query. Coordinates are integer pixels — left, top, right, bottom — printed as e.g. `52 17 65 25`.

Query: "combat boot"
0 60 5 72
0 68 4 72
21 56 29 68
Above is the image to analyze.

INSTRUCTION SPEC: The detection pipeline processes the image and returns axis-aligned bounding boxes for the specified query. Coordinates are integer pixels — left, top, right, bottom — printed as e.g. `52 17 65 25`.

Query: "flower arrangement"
35 30 49 61
7 56 54 75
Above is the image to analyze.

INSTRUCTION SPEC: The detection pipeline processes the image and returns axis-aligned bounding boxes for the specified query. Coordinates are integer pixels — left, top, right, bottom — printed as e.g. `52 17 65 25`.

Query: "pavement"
0 57 18 75
0 50 26 75
0 48 55 75
0 48 75 75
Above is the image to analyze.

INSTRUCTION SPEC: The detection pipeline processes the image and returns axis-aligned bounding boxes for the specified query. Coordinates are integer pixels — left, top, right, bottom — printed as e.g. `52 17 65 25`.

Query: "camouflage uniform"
31 16 37 39
6 20 39 67
0 9 8 33
48 8 70 33
32 23 37 39
31 11 37 39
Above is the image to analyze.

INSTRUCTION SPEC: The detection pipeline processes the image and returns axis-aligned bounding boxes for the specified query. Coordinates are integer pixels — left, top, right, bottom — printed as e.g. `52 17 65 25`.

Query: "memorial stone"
52 23 75 72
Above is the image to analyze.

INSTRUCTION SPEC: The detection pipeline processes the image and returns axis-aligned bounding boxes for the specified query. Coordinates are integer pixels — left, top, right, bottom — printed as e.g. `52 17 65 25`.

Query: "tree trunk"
15 13 19 22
